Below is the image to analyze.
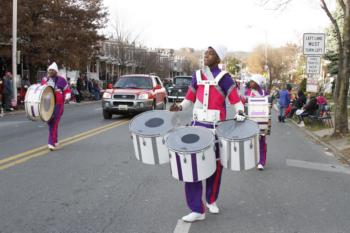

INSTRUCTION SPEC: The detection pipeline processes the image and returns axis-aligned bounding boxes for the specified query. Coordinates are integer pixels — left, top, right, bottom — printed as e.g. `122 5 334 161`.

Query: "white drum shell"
219 135 259 171
246 96 272 135
131 133 169 165
168 146 216 182
24 84 54 122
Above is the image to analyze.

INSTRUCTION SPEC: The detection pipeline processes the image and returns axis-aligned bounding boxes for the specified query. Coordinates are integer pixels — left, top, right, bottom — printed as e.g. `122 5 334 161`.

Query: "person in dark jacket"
297 93 318 124
277 84 291 122
3 72 14 111
288 90 306 118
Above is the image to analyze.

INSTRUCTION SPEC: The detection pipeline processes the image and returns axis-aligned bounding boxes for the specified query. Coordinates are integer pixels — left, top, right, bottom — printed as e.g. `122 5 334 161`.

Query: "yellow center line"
0 120 126 166
0 119 129 170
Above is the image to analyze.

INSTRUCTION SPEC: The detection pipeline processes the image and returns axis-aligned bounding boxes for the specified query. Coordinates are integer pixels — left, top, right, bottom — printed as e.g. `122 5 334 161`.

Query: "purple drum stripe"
227 141 232 170
135 135 143 162
175 153 183 181
151 138 159 164
31 105 36 117
249 99 266 102
191 153 198 182
239 141 245 170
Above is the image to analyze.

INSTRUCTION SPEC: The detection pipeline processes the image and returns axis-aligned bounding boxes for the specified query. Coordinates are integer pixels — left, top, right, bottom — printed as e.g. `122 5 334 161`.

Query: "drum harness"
190 68 230 152
192 68 228 130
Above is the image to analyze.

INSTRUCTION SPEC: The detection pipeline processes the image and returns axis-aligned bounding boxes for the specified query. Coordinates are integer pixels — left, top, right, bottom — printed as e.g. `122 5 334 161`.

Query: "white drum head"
216 119 259 141
40 86 55 122
166 126 214 153
129 110 176 137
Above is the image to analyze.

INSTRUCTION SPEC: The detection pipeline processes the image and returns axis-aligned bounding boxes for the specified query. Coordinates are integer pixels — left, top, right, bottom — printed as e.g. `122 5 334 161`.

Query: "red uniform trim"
210 160 222 203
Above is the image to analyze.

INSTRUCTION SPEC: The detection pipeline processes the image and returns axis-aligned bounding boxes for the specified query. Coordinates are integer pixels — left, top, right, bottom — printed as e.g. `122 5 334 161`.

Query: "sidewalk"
289 116 350 165
272 104 350 165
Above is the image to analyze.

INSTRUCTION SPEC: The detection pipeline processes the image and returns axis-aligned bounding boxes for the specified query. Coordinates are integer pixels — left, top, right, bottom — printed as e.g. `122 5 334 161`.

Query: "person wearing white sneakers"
244 75 268 170
170 45 245 222
42 62 71 151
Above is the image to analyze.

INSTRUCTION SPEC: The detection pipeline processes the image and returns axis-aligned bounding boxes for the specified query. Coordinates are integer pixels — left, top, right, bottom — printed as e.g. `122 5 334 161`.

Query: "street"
0 102 350 233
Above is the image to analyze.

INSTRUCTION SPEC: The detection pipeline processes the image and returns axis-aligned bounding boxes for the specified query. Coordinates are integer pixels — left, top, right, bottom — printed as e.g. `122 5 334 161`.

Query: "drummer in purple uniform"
244 75 268 170
170 44 246 222
41 62 71 151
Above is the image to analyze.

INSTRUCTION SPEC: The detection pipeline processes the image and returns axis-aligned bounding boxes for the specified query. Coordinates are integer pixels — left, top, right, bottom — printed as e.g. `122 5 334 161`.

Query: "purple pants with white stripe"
259 135 267 166
48 104 64 146
184 121 223 214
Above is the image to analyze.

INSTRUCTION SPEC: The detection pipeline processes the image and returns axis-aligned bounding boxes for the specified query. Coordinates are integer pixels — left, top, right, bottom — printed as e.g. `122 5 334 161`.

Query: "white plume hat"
209 44 227 61
249 74 264 87
47 62 58 72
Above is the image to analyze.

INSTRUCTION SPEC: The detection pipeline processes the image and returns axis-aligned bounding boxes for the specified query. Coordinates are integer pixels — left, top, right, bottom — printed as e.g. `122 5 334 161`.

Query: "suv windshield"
114 76 153 89
174 77 191 86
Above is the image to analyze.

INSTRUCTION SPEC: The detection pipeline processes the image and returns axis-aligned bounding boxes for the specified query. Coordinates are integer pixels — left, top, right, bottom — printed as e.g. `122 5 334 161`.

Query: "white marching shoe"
257 164 264 170
48 144 56 151
206 202 220 214
182 212 205 222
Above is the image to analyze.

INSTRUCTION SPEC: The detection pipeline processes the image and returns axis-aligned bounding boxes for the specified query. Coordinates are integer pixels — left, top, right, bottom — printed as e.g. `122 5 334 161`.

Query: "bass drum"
166 126 216 182
216 119 260 171
24 84 55 122
129 110 176 165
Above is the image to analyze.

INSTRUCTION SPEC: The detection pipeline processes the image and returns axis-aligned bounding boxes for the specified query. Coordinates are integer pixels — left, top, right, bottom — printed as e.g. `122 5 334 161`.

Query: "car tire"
103 110 112 119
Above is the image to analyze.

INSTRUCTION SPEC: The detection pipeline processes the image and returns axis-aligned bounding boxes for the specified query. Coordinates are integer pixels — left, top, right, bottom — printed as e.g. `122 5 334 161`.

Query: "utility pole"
12 0 18 106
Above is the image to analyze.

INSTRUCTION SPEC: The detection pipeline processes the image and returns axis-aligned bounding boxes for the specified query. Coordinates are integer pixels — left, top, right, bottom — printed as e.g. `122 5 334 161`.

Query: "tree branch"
258 0 293 11
337 0 346 12
320 0 343 52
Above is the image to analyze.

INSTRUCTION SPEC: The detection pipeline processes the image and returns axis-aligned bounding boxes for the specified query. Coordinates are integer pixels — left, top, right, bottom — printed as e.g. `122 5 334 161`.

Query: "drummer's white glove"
65 93 71 102
234 110 246 122
233 102 245 122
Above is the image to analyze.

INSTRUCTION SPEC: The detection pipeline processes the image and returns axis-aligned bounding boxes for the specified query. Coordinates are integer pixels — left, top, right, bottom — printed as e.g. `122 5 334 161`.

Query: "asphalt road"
0 102 350 233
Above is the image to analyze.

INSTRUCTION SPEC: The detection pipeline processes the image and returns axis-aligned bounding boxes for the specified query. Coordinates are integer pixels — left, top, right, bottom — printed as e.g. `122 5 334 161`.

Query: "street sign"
303 33 325 55
306 74 319 93
306 56 321 74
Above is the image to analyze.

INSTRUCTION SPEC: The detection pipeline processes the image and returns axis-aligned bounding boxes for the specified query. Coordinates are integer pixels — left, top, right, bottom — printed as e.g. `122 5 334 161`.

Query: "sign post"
303 33 325 93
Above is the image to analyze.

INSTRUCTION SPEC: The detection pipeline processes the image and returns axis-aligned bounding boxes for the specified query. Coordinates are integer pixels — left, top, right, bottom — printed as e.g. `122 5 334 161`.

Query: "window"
114 76 153 89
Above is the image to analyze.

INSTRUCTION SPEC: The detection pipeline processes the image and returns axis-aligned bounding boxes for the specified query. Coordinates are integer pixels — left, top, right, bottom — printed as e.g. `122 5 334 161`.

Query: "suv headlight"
103 92 112 99
138 93 149 100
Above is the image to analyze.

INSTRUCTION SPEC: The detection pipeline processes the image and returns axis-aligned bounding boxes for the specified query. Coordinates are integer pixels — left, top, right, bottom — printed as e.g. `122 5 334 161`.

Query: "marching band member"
170 45 245 222
244 75 268 170
41 62 71 151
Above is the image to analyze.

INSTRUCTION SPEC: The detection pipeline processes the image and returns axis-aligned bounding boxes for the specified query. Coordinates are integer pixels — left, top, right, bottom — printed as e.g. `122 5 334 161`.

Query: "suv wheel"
103 110 112 119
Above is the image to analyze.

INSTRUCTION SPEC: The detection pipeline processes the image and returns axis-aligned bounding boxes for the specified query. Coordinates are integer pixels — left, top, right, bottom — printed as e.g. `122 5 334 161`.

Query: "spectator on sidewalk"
76 76 84 102
19 75 30 104
92 79 100 100
288 90 306 118
277 83 291 123
3 72 14 111
316 92 327 105
0 76 4 116
296 93 318 125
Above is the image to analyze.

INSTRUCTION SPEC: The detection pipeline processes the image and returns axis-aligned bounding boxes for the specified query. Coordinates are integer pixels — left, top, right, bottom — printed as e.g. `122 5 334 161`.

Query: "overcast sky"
102 0 335 52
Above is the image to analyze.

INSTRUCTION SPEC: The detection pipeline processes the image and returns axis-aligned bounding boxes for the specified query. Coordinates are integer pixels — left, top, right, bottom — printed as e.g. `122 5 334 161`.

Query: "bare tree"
260 0 350 136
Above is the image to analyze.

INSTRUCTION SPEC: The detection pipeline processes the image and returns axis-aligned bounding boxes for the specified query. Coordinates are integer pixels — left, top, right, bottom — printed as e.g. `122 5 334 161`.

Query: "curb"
288 118 350 165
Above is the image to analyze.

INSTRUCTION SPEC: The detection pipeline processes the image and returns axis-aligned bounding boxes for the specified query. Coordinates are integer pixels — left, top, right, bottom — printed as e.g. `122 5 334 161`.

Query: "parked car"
101 74 168 119
167 75 192 102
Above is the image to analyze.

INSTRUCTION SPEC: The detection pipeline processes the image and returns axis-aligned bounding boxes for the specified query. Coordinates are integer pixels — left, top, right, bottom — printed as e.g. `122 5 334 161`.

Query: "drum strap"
193 69 228 124
195 69 228 111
